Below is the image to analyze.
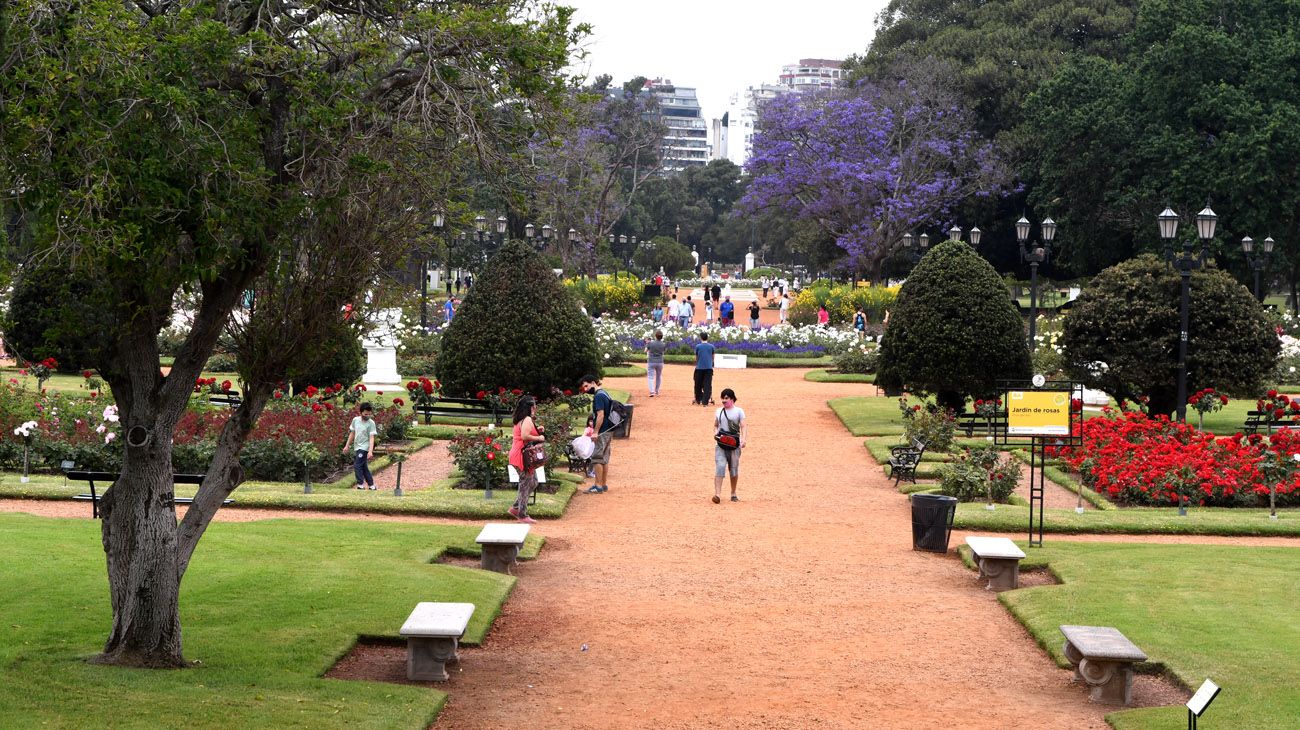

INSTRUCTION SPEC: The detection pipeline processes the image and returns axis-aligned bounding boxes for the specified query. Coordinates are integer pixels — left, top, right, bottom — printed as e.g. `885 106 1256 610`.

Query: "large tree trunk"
93 375 187 667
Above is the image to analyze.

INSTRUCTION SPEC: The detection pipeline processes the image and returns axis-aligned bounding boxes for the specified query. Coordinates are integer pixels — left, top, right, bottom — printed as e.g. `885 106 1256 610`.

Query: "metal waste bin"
910 493 957 552
613 403 635 439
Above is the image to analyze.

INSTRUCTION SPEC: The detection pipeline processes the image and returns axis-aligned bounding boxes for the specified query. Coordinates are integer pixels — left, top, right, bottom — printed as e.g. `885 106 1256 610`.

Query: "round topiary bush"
289 317 365 392
5 257 113 371
1061 254 1279 416
436 240 600 397
877 241 1031 410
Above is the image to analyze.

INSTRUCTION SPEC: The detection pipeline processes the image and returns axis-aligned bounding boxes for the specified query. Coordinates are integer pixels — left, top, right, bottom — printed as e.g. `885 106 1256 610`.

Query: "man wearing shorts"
581 374 616 494
711 388 747 503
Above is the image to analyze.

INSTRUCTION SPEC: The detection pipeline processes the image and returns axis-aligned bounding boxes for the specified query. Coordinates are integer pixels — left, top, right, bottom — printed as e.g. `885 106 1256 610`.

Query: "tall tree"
0 0 581 667
741 76 1007 277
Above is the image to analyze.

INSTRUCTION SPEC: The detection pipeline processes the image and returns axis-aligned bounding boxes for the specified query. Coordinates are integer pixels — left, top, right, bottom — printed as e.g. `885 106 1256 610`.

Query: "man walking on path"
719 296 735 327
711 283 722 305
581 374 615 493
342 402 378 490
443 297 457 323
667 295 680 326
711 388 747 503
694 333 715 406
645 330 667 397
748 300 761 331
680 296 694 328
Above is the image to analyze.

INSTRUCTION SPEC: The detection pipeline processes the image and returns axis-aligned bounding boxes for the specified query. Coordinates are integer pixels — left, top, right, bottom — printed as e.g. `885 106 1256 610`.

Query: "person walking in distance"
711 282 722 305
343 402 379 490
817 303 830 326
667 294 680 326
580 374 616 493
779 293 790 324
853 307 867 339
710 388 748 503
507 396 544 524
645 329 668 397
720 296 735 327
748 299 762 332
680 296 695 328
694 332 716 406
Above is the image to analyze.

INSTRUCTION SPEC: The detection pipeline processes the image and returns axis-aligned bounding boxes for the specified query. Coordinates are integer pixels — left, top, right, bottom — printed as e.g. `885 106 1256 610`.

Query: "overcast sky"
565 0 892 121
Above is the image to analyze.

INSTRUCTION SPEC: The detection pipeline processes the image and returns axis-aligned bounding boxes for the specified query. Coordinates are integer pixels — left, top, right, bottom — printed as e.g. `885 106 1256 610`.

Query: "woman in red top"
508 396 545 524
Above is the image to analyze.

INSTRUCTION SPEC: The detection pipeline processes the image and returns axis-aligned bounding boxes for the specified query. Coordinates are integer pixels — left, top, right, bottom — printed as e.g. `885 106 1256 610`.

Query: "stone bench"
1060 625 1147 705
476 523 530 574
965 536 1026 590
400 602 474 681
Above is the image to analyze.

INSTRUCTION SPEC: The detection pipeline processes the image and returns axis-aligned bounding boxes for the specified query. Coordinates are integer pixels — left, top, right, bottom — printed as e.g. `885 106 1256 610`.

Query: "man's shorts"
714 445 741 477
590 431 614 465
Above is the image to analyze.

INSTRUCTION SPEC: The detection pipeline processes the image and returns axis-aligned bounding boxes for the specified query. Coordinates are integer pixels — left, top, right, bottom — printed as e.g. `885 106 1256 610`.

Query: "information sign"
1007 390 1071 436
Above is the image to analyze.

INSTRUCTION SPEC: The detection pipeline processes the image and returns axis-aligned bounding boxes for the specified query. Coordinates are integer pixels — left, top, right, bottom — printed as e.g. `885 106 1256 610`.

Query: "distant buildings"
644 79 710 172
713 59 844 168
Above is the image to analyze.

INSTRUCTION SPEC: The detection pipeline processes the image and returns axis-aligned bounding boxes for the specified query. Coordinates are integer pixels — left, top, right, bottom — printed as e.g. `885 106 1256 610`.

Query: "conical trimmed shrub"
435 240 601 397
877 241 1031 409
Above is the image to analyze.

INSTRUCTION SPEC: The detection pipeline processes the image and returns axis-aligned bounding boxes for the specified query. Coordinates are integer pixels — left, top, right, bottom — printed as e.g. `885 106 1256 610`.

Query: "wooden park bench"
399 602 474 681
956 411 1008 437
1060 625 1148 706
68 471 227 518
965 536 1026 591
1242 410 1300 435
564 442 592 475
412 397 501 426
207 390 242 408
475 523 530 574
889 437 927 486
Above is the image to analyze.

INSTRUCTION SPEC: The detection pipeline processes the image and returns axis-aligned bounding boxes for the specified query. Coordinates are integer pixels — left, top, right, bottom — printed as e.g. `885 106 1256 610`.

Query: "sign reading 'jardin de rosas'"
1006 390 1071 436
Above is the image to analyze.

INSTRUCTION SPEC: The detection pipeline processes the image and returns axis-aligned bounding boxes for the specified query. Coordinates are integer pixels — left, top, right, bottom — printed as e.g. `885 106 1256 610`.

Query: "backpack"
598 390 630 427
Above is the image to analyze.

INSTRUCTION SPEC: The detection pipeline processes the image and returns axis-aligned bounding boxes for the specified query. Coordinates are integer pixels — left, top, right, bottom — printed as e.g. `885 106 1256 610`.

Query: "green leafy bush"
744 266 784 278
938 446 1021 503
833 343 879 373
5 258 113 371
790 282 898 325
1061 255 1279 416
565 275 644 318
877 241 1030 410
633 237 695 275
205 353 239 372
437 241 601 397
289 317 365 393
898 397 956 452
448 431 508 490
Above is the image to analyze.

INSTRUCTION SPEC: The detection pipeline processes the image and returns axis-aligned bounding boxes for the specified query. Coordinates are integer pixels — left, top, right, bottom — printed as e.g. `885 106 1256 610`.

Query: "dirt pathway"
427 365 1113 729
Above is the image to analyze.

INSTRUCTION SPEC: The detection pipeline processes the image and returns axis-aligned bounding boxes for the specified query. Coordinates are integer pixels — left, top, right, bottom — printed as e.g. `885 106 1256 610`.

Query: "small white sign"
1032 373 1046 387
1186 679 1220 716
715 354 747 369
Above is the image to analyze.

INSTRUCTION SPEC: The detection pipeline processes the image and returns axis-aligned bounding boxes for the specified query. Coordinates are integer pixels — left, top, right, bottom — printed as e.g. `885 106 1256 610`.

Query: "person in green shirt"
343 402 379 490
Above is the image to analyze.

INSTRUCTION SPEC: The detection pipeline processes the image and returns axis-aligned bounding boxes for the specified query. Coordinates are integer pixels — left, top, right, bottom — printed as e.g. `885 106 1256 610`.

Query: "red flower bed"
1058 410 1300 507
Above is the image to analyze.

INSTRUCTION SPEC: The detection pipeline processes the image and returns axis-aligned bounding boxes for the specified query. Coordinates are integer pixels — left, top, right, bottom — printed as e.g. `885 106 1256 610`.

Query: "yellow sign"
1007 390 1071 436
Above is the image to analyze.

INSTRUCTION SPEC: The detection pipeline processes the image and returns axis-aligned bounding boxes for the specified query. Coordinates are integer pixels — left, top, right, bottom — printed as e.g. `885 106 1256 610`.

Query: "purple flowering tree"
531 79 665 271
742 78 1007 277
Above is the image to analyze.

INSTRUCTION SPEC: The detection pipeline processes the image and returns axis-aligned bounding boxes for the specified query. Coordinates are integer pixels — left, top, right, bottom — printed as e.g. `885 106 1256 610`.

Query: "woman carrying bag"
508 396 546 524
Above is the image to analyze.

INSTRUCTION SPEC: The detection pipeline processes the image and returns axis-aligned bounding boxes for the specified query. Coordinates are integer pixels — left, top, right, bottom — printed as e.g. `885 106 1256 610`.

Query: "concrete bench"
400 602 474 681
1060 625 1147 705
965 536 1026 590
476 523 530 574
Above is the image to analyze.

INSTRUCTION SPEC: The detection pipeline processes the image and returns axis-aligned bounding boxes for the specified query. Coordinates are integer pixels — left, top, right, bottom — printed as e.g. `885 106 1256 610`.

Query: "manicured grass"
0 513 537 728
829 395 906 436
805 369 875 383
409 424 483 440
999 541 1300 729
0 467 582 519
603 364 647 377
951 501 1300 536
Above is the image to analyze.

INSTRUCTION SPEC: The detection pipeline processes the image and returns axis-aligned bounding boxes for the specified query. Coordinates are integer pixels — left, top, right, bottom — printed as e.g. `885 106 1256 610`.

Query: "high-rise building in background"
645 79 710 172
714 59 843 168
778 58 844 91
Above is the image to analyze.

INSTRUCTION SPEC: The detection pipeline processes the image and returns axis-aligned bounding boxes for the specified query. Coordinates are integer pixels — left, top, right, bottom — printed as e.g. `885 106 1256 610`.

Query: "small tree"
1061 254 1279 416
436 241 600 396
877 241 1030 410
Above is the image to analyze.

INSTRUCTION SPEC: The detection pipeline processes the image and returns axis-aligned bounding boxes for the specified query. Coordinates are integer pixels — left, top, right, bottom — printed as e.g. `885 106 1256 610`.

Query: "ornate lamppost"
524 223 554 252
1241 235 1275 301
1158 204 1217 423
423 210 446 331
901 231 931 264
947 225 982 248
1016 215 1059 353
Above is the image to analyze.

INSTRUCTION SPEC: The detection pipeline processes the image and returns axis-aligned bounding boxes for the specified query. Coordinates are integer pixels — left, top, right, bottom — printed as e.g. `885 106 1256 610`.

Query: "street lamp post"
524 223 554 253
423 211 447 331
901 231 931 264
1158 204 1218 423
1241 235 1275 301
1016 216 1059 354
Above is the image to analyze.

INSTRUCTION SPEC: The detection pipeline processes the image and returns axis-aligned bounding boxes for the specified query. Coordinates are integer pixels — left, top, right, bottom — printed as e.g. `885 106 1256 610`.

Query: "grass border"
805 369 875 383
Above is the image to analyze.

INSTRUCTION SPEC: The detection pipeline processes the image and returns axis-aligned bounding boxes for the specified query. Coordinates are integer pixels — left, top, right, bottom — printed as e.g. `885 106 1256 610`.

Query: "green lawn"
805 369 875 383
603 364 647 377
0 513 539 728
829 395 909 436
0 469 582 520
952 502 1300 536
999 541 1300 729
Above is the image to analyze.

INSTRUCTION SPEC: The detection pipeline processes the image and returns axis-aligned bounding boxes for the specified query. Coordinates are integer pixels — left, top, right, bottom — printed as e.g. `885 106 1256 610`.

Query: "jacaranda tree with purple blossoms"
742 76 1007 277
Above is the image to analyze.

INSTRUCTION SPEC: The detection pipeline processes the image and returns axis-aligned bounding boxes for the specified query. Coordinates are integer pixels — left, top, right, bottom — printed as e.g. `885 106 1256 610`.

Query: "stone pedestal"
480 543 520 574
978 557 1021 591
745 252 755 272
362 307 404 389
407 636 460 681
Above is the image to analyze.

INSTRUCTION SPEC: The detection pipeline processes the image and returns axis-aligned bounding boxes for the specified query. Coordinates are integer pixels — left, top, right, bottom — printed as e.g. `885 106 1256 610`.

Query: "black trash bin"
613 403 635 439
910 493 957 552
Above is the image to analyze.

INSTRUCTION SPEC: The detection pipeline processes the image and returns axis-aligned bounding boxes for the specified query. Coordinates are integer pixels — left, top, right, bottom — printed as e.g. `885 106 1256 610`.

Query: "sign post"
1186 679 1220 729
997 378 1082 547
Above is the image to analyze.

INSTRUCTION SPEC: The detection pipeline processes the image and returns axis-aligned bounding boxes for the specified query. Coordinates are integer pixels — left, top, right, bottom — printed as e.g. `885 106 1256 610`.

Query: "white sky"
565 0 892 121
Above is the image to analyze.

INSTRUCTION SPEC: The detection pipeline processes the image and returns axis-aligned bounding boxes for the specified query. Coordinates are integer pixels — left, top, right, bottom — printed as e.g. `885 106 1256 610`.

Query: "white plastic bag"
571 435 595 459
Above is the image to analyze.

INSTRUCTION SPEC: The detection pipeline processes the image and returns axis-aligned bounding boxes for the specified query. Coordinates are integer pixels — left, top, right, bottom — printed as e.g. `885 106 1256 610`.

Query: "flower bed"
593 319 861 364
1056 410 1300 507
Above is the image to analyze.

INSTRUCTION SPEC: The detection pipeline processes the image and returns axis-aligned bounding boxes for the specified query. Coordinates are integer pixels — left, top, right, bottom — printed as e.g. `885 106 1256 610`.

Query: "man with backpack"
580 374 622 494
693 332 716 406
